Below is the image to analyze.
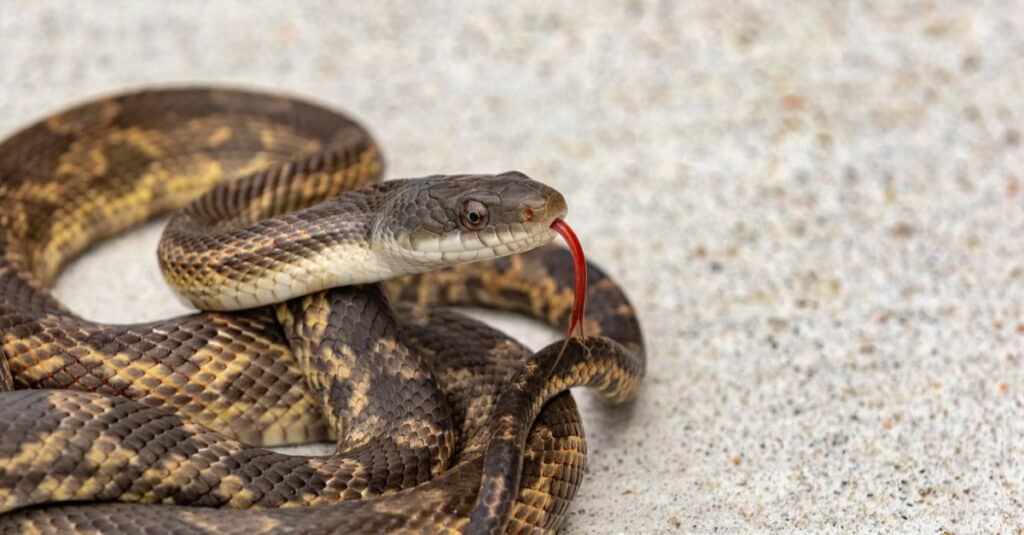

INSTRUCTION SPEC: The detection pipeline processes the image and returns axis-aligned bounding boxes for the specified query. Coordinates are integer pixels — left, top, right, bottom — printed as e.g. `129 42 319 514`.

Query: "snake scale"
0 88 644 534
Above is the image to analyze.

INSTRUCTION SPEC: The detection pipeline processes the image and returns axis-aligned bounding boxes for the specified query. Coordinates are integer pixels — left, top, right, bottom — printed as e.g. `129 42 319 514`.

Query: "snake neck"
158 171 568 312
159 182 403 311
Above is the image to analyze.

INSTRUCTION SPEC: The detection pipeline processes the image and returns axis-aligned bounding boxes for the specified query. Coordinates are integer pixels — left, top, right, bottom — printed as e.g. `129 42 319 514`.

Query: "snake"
0 88 645 534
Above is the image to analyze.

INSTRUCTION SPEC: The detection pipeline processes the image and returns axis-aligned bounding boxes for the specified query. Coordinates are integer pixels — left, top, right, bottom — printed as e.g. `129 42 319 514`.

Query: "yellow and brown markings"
1 308 328 446
275 286 456 484
0 88 644 533
0 389 374 513
44 98 121 135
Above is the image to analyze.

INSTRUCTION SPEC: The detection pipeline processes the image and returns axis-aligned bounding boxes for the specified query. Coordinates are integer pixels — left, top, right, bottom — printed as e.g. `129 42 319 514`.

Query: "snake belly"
0 88 645 534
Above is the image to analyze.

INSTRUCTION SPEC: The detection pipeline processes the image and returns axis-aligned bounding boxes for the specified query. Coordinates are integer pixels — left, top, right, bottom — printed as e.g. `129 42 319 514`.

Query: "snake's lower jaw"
401 223 558 267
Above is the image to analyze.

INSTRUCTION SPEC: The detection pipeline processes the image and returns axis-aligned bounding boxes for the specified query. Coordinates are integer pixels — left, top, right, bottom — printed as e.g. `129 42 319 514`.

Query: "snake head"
378 171 567 269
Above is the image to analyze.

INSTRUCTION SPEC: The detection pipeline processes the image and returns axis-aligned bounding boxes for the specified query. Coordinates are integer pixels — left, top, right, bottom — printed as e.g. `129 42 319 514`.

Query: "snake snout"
493 171 567 226
525 191 567 226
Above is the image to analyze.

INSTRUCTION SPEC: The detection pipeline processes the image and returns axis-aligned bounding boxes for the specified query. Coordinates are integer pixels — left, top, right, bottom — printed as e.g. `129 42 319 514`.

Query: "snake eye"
460 199 489 230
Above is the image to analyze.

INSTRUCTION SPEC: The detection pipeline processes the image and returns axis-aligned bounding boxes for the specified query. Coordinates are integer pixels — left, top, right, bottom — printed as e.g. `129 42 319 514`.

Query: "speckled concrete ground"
2 1 1023 533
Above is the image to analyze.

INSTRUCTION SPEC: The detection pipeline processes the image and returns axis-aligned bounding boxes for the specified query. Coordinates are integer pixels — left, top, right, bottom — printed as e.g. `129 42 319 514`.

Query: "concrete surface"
2 1 1024 532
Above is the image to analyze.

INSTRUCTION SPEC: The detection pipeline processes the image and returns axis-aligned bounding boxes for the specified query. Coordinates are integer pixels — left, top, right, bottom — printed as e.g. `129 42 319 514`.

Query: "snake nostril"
523 206 535 221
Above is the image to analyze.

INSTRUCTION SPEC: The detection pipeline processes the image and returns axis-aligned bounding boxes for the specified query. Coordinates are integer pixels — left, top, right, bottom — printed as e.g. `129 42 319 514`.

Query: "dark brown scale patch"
497 287 533 312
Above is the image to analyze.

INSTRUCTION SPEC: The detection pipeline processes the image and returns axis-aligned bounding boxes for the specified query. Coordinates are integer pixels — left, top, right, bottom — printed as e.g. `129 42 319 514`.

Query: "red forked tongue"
550 218 587 341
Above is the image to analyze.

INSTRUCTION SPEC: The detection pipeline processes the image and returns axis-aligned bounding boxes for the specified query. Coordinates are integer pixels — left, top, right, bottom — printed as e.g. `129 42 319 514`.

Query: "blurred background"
2 2 1023 532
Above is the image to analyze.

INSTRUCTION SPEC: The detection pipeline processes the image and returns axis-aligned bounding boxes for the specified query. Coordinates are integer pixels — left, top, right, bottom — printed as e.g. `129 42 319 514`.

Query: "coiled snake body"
0 89 644 533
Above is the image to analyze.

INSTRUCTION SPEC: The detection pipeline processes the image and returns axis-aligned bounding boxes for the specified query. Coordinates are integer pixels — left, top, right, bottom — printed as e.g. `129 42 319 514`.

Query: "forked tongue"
550 218 587 344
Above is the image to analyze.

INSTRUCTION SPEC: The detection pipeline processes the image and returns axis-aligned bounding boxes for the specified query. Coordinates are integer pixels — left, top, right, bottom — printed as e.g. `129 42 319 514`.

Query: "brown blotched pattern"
0 88 644 533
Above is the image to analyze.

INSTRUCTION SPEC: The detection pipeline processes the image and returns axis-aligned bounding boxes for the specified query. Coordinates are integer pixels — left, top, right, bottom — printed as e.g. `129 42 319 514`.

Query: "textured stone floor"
2 1 1023 532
